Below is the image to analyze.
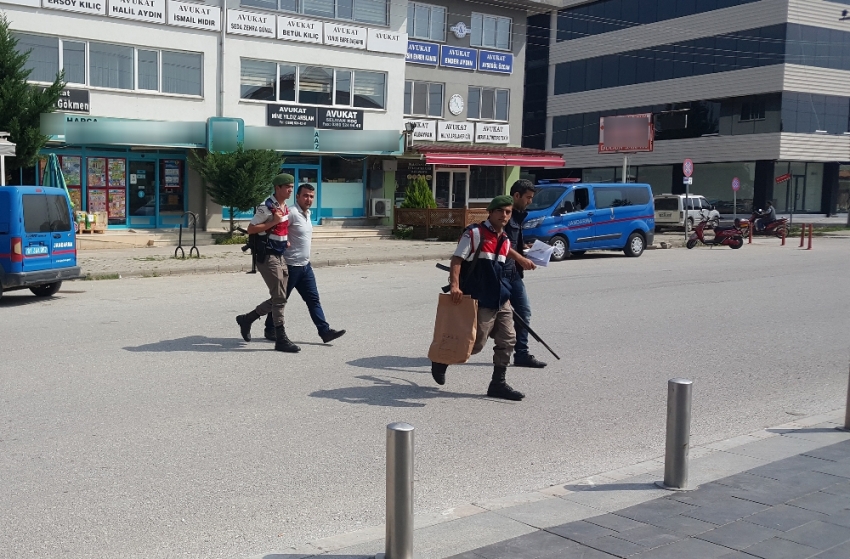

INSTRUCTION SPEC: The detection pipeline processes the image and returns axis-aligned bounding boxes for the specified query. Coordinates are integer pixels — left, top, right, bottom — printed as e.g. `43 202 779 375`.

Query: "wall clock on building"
448 94 464 116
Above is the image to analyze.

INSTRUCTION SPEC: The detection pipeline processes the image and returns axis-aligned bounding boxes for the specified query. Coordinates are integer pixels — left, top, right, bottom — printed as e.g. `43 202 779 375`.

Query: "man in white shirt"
262 183 346 344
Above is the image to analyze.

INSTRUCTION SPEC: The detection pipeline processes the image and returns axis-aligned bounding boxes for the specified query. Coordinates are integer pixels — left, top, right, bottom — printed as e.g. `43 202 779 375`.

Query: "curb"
251 408 846 559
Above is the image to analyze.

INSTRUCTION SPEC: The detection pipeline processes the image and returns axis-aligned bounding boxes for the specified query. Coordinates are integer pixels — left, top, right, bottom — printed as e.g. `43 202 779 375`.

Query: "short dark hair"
297 183 316 195
510 179 536 197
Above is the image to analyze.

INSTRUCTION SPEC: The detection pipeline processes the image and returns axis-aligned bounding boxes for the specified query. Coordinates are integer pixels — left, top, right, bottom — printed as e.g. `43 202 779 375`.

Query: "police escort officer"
430 195 525 401
235 173 300 353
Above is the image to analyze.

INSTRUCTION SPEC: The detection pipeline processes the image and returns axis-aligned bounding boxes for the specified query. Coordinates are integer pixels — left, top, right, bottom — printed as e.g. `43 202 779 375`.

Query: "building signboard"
474 122 509 144
323 22 367 49
406 41 439 65
405 119 436 141
2 0 40 7
478 50 513 74
437 121 473 142
267 104 317 127
167 0 220 31
277 16 322 44
775 173 792 184
54 88 90 113
227 9 275 39
317 108 363 130
367 28 407 55
108 0 165 24
42 0 107 16
440 45 477 70
598 113 654 153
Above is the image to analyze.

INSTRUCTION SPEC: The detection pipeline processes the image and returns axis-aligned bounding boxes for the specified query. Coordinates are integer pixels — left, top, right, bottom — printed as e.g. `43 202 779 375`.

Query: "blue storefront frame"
37 146 188 229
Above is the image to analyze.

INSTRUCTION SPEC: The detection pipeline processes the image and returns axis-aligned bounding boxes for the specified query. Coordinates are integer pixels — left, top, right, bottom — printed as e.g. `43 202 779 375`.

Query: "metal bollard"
748 223 752 244
839 366 850 432
380 422 414 559
781 226 786 246
657 378 695 491
807 224 813 250
800 224 805 247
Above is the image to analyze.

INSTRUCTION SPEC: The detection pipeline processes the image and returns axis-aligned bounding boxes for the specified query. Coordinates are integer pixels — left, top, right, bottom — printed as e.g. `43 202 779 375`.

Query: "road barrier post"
379 423 414 559
807 224 813 250
781 226 786 246
843 366 850 432
800 224 805 247
657 378 694 491
748 223 752 244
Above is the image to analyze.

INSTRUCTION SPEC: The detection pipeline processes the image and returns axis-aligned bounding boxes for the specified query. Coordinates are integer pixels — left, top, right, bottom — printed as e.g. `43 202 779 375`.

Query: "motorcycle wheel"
686 239 697 249
729 237 744 249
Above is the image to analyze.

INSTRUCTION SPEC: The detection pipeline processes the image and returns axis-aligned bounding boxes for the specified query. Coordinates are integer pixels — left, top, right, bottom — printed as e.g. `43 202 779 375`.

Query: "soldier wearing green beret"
235 173 300 353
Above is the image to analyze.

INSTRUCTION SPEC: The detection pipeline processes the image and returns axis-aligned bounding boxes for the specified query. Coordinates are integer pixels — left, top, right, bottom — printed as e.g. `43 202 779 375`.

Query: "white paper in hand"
525 239 555 267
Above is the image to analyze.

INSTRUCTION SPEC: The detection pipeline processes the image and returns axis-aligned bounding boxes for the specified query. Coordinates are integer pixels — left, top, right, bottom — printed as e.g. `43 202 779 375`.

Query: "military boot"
431 362 448 385
235 311 260 342
264 313 275 341
486 366 525 401
274 325 301 353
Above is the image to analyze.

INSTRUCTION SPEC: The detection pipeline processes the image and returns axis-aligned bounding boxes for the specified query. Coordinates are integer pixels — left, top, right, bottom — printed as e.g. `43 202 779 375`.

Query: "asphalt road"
2 239 848 559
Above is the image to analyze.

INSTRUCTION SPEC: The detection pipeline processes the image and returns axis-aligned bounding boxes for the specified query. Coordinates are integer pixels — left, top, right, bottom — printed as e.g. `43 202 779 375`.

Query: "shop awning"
412 144 565 168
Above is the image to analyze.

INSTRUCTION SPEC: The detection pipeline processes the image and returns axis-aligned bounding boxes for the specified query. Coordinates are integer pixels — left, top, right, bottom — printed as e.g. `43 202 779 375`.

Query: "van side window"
574 188 589 211
594 187 650 209
23 194 72 233
687 198 697 211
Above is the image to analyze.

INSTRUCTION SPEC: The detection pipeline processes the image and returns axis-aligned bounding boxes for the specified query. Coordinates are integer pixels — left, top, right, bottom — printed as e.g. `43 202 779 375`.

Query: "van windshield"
528 187 566 211
23 194 72 233
655 198 679 211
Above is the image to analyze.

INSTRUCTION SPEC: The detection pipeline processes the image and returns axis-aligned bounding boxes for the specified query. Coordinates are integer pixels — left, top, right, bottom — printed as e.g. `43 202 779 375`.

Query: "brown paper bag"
427 293 478 365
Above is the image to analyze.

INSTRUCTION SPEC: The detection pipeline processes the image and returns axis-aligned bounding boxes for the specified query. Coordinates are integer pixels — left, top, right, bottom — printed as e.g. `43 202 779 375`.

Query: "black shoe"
320 329 346 343
514 354 547 368
236 311 260 342
487 381 525 401
274 326 301 353
264 328 275 341
431 362 448 386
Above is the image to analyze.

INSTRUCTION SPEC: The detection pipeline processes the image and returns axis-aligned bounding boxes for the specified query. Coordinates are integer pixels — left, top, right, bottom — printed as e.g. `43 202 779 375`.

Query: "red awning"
413 144 565 168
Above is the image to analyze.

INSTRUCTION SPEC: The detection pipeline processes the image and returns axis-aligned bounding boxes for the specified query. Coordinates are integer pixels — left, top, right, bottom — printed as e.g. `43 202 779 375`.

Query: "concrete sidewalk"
252 410 850 559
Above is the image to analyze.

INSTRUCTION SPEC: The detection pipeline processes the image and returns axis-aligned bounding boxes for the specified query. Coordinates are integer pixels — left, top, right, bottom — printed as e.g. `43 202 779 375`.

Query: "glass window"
162 51 201 96
63 41 86 85
471 13 512 50
469 167 503 199
407 81 441 116
138 50 158 91
354 0 387 25
299 66 333 105
404 81 412 114
353 70 384 109
89 42 134 90
413 82 428 115
468 86 480 119
428 83 443 117
481 88 495 120
409 3 443 41
14 33 59 83
337 0 353 19
495 90 509 121
241 0 278 10
741 100 765 121
303 0 334 18
335 70 351 105
241 59 276 100
279 64 296 102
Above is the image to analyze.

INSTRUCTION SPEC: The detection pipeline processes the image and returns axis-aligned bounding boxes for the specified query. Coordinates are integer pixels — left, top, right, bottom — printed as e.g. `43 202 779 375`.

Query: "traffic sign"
732 177 740 192
683 177 693 185
683 159 694 178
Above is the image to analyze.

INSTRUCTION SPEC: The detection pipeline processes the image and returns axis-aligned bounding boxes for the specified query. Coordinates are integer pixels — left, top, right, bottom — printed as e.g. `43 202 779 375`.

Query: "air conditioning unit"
370 198 391 217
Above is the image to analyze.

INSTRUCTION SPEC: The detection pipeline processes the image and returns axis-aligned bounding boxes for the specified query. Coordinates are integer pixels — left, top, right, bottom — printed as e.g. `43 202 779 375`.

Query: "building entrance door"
128 160 157 227
434 168 470 208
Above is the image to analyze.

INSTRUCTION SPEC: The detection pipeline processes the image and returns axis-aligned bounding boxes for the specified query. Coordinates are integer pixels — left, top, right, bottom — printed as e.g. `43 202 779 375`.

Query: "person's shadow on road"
310 374 485 408
123 336 265 352
347 355 481 375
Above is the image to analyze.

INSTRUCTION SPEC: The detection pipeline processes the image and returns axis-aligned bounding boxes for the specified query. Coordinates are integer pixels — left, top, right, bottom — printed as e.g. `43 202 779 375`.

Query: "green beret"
487 195 513 212
273 173 294 186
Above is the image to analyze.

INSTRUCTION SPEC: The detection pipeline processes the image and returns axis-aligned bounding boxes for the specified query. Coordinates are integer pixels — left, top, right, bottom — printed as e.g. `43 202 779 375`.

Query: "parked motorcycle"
735 211 788 238
687 213 744 249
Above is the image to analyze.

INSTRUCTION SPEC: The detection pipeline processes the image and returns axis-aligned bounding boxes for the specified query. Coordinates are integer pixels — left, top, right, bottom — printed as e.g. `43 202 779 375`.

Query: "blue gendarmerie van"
0 186 83 300
522 181 655 260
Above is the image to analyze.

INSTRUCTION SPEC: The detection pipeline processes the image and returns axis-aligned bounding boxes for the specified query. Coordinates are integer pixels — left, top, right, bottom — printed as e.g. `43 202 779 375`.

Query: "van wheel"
549 235 570 262
624 233 645 257
30 282 62 297
686 218 694 232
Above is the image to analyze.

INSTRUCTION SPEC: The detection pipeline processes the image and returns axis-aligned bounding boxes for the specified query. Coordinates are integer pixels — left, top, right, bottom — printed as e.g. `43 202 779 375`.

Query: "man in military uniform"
430 195 525 401
235 173 300 353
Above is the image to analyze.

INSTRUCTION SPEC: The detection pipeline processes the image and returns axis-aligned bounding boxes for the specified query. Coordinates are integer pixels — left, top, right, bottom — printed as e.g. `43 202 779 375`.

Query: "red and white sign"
598 114 654 153
683 159 694 178
732 177 740 192
775 173 792 184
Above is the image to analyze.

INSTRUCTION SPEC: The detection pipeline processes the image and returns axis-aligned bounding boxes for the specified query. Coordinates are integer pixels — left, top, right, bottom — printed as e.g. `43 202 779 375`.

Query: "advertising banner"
168 0 220 31
440 45 477 70
317 108 363 130
227 9 275 38
406 41 439 65
277 16 322 44
478 50 513 74
267 104 317 127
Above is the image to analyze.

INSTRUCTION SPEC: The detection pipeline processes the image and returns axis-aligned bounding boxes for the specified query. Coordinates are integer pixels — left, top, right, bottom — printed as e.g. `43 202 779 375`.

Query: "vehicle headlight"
523 217 544 229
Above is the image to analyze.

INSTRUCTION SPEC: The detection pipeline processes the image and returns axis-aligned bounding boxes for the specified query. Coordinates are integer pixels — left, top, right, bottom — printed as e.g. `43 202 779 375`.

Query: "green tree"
0 14 65 177
401 175 437 209
189 146 283 233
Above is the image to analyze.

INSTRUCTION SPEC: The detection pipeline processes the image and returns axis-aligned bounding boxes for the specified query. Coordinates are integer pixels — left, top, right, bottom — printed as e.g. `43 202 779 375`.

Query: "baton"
435 263 560 360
